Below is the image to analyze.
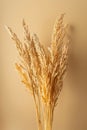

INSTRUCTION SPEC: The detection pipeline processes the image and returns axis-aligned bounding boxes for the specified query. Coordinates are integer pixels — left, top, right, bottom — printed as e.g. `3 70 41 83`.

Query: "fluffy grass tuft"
6 14 71 130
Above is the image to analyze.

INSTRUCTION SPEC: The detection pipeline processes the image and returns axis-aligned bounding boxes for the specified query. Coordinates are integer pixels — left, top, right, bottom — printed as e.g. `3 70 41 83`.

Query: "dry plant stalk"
6 14 70 130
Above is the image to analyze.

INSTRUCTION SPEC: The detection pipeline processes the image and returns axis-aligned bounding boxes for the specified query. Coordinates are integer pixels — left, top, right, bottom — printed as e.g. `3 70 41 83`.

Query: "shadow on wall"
67 27 87 130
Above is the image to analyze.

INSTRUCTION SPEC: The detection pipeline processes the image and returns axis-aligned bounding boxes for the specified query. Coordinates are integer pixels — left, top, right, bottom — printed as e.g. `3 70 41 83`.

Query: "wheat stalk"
6 14 71 130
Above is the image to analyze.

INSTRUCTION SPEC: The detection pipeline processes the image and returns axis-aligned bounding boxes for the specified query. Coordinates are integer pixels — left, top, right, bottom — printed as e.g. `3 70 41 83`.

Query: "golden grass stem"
6 14 71 130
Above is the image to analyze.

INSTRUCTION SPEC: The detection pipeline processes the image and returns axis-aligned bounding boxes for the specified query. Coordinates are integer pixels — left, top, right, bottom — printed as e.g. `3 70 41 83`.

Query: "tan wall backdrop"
0 0 87 130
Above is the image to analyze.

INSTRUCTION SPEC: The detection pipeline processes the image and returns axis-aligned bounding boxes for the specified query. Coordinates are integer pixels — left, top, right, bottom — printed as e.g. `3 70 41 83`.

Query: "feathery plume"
6 14 71 130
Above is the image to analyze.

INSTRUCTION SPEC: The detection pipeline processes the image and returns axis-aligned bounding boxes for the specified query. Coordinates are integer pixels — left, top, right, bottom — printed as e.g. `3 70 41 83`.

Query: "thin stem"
44 103 54 130
33 91 43 130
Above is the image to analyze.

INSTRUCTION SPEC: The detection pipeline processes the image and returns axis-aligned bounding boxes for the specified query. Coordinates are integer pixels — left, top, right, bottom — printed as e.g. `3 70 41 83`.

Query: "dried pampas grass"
6 14 71 130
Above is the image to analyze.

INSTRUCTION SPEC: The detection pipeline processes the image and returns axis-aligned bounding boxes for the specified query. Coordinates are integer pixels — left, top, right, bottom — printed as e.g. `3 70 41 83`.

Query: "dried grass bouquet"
6 14 71 130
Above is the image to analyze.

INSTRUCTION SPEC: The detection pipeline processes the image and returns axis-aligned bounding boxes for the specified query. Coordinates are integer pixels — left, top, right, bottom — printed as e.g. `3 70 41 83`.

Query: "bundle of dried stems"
6 14 71 130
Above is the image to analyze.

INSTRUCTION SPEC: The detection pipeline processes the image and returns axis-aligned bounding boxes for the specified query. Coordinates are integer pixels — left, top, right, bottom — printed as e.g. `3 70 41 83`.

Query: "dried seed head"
6 14 70 107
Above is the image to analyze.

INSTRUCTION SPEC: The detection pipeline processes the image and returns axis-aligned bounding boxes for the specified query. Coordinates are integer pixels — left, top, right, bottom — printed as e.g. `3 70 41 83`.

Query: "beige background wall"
0 0 87 130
